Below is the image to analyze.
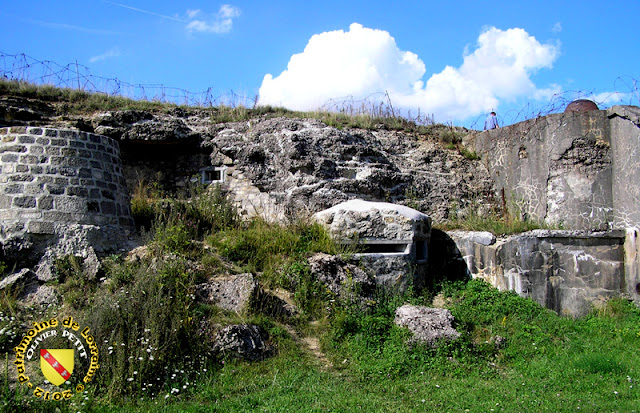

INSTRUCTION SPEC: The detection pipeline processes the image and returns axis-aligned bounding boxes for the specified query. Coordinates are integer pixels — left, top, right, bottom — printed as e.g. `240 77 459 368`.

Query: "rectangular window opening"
359 243 410 254
200 166 225 184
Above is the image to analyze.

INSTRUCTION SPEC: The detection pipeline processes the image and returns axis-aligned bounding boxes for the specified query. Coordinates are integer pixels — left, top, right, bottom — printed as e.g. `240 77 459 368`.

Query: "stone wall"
0 126 134 261
464 105 640 231
448 229 639 317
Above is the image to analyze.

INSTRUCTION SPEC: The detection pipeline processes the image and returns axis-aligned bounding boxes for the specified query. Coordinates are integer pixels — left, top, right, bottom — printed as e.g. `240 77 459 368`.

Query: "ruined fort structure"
0 126 134 268
456 105 640 315
1 100 639 315
464 105 640 231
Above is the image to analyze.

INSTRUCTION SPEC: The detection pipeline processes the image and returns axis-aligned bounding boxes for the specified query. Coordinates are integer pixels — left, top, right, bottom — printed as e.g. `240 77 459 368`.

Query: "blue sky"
1 1 638 128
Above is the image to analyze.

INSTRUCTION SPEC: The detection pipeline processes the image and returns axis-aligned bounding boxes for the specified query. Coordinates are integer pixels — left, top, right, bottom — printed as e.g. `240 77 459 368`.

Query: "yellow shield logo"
40 349 74 386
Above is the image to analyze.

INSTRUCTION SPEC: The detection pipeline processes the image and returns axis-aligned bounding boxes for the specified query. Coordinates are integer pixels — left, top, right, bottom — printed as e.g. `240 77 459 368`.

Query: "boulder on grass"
211 324 272 361
394 304 460 347
195 273 257 314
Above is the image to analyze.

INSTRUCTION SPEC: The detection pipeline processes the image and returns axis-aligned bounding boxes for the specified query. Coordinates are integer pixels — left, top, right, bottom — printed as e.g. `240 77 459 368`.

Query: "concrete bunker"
314 199 431 290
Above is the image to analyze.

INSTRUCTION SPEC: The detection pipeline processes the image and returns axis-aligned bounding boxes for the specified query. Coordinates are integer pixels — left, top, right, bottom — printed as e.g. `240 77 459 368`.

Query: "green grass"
438 197 562 235
8 281 638 412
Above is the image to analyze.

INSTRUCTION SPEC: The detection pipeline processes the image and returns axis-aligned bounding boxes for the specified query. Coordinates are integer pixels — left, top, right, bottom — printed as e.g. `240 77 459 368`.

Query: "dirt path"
282 324 333 370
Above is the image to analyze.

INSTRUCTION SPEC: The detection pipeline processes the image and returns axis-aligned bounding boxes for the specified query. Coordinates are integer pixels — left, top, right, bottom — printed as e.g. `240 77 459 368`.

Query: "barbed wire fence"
0 51 254 108
1 51 637 129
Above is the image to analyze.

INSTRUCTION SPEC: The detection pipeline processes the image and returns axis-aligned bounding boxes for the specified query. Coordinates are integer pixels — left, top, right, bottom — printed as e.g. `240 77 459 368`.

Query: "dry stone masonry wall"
0 126 134 260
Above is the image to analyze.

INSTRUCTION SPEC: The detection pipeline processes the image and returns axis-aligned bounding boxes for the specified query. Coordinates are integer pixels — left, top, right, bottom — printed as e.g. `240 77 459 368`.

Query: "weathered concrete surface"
448 230 633 317
609 106 640 228
314 200 431 290
625 227 640 300
464 106 640 231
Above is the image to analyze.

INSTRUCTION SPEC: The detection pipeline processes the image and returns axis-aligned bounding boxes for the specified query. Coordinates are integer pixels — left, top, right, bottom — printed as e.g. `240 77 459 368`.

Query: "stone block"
88 201 100 212
27 220 55 234
27 146 43 157
1 153 18 162
36 138 50 145
0 144 27 153
65 157 88 167
60 130 77 139
43 211 72 222
4 184 23 194
18 135 35 144
59 167 77 177
45 129 58 137
101 190 115 200
62 148 79 157
13 196 36 208
45 146 60 155
27 128 43 135
67 186 89 197
100 201 116 215
89 188 101 199
37 196 54 210
195 273 257 313
0 195 12 209
30 165 43 175
24 183 45 194
394 305 460 347
36 176 53 184
15 165 29 173
55 197 86 213
46 185 65 195
9 173 34 182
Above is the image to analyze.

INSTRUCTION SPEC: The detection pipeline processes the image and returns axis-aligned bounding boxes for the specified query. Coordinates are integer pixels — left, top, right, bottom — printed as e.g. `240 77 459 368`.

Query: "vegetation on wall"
0 78 469 144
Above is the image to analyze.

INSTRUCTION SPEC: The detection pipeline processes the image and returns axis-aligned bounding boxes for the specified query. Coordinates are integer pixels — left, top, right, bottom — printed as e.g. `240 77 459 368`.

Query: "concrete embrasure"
313 199 432 291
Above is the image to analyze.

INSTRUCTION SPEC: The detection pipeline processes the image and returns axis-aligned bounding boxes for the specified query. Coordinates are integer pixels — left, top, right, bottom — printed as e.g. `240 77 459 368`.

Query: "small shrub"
209 218 341 290
54 255 99 310
84 256 209 398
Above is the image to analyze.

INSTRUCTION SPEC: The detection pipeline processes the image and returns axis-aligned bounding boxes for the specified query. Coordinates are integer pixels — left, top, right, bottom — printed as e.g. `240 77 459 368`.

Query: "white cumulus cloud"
186 4 240 34
258 24 560 121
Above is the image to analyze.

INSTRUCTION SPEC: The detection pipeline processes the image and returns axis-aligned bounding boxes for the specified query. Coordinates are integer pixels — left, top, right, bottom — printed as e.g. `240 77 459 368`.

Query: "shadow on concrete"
425 229 471 293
